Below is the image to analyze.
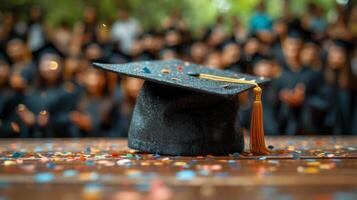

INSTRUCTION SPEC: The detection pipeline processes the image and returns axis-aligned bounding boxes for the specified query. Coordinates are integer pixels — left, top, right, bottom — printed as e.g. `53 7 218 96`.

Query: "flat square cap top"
93 59 268 97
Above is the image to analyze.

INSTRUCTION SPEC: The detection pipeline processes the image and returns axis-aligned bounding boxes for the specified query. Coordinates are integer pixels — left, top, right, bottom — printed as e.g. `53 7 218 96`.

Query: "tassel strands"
250 86 270 155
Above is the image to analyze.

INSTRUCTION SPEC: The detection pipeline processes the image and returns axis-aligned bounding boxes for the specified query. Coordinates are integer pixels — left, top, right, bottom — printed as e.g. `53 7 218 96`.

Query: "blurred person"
27 6 46 51
274 31 320 134
160 47 178 60
220 40 245 72
305 3 327 38
164 28 182 55
319 40 355 134
139 31 159 60
110 77 143 137
241 34 262 72
272 19 288 64
19 52 75 137
69 68 114 137
111 8 141 55
204 50 222 69
189 40 208 65
83 42 104 62
232 16 247 44
249 1 273 33
300 39 322 71
81 6 99 44
52 21 72 55
327 5 353 41
6 36 36 84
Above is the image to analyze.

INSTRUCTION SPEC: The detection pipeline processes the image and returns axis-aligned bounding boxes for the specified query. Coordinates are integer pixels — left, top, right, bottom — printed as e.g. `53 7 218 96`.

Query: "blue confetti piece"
62 170 78 177
154 152 160 159
0 181 10 189
34 146 44 153
83 183 103 192
86 160 95 166
12 152 23 158
176 170 196 181
231 152 240 158
268 145 274 150
85 147 91 154
46 162 56 169
135 182 150 192
198 169 210 176
215 172 229 178
292 152 300 160
135 154 142 160
258 156 267 160
142 67 151 74
34 172 54 183
334 192 357 200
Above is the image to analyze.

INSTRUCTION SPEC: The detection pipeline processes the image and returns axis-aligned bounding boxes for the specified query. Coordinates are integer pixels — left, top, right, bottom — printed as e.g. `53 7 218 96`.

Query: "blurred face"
142 35 155 51
300 43 317 65
208 30 224 47
122 77 144 100
190 42 207 63
84 69 106 95
85 44 102 61
244 38 259 55
165 30 181 46
283 38 302 60
161 49 177 60
6 39 25 61
205 52 222 69
64 57 80 79
39 55 62 83
84 7 96 23
274 20 287 36
222 43 240 66
0 63 10 86
30 6 42 22
253 61 273 78
131 40 143 56
327 46 346 70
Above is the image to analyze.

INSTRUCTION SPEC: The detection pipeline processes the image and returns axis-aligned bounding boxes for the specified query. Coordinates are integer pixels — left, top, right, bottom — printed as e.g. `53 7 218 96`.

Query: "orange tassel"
250 86 270 155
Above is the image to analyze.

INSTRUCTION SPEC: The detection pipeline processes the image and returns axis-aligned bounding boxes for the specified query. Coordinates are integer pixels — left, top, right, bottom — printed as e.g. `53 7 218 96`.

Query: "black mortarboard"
93 59 270 156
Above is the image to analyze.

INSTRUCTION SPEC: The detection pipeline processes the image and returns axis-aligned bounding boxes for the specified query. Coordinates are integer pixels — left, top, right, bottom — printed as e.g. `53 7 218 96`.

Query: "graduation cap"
93 59 270 156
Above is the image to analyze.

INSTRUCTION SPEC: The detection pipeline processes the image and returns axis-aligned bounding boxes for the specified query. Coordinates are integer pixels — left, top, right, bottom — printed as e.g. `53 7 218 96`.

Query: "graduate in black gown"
319 40 356 134
274 32 321 135
19 52 73 137
68 68 115 137
221 39 246 73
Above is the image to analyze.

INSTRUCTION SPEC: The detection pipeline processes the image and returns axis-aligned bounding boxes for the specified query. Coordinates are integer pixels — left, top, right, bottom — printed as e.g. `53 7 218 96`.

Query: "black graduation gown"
23 83 78 137
274 66 321 135
70 95 115 137
321 82 354 134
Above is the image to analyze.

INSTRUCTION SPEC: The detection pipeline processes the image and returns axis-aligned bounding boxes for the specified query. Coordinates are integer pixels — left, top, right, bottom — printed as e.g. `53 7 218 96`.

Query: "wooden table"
0 136 357 200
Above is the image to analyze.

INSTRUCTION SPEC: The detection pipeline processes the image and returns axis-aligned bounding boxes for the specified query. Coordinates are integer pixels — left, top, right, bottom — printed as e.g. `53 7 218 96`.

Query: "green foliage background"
1 0 336 31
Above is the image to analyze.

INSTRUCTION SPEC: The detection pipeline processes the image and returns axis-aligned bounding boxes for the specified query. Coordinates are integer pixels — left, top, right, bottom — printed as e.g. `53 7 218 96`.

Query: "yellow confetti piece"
297 166 319 174
306 161 321 167
173 161 187 166
160 68 171 74
4 160 17 166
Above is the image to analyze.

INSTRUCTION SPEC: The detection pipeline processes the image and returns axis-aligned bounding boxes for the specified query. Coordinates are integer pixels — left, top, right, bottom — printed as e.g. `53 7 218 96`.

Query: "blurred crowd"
0 1 356 138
